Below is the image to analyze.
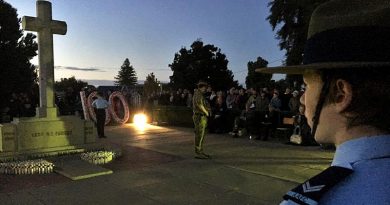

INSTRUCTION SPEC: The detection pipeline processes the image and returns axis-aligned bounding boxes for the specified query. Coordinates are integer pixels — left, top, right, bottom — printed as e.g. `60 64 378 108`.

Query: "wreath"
108 91 130 124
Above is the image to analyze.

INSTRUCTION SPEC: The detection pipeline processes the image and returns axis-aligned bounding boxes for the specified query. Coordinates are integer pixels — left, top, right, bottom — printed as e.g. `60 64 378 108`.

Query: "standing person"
288 90 301 115
256 91 271 140
186 92 193 108
245 88 259 139
259 0 390 204
231 88 248 136
269 90 282 112
225 87 237 110
256 91 270 114
8 92 21 120
92 92 109 138
226 87 238 133
269 90 282 135
280 87 292 112
192 81 211 159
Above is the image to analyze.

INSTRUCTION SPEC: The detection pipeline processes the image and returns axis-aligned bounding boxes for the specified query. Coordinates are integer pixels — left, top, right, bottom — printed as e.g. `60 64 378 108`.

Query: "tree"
54 76 88 93
143 72 160 98
245 57 272 89
169 39 238 91
114 58 137 88
0 0 38 107
267 0 329 84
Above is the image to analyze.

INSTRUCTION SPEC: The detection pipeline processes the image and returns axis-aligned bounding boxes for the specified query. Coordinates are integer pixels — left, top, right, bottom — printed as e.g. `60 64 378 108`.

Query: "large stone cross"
22 0 67 118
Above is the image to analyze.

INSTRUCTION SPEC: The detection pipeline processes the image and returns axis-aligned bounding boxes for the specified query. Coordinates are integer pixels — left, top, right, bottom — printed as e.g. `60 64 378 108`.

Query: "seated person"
291 105 316 145
209 96 228 133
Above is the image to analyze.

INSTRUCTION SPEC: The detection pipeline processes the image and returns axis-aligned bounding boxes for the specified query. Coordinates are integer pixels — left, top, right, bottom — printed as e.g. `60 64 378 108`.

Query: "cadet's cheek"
300 93 305 105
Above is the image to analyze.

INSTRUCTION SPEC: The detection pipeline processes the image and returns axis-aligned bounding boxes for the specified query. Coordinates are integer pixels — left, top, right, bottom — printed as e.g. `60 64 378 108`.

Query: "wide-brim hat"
257 0 390 74
196 81 209 87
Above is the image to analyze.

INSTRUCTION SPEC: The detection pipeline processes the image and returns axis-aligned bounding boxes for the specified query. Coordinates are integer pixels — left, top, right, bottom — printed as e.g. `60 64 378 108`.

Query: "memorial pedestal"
0 116 96 159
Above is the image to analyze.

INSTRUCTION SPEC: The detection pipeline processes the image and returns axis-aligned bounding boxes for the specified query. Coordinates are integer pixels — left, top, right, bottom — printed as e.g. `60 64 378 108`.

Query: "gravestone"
0 0 95 157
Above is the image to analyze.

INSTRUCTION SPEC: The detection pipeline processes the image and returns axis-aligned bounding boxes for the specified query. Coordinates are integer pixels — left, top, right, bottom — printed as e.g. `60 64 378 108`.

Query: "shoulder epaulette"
283 166 353 205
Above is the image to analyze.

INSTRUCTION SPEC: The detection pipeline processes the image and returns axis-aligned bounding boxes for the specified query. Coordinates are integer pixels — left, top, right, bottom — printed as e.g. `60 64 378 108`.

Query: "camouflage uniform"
192 89 211 157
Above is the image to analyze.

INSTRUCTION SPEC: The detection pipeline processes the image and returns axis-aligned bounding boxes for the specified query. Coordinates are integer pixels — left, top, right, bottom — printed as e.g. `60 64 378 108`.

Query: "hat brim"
256 62 390 74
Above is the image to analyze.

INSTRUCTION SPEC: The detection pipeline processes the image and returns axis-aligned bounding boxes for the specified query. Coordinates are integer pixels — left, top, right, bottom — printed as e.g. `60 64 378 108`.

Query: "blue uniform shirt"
281 135 390 205
92 97 109 109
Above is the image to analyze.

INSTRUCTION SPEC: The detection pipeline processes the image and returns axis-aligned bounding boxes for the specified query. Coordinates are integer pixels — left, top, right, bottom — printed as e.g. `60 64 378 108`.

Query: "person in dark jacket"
92 92 109 138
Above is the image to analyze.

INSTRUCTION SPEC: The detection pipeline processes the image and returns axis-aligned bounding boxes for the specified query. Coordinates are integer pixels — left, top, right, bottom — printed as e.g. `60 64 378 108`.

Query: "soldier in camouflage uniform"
193 81 211 159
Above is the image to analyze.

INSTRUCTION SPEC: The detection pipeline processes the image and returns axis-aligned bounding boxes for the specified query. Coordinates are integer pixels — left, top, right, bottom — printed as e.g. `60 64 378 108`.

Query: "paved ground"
0 124 334 205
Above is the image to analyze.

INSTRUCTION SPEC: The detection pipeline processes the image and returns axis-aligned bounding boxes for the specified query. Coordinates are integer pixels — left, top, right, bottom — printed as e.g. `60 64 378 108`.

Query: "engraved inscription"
31 130 72 137
32 132 45 137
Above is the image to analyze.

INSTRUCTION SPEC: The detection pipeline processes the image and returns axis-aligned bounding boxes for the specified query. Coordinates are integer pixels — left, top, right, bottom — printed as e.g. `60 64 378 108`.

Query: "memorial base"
0 115 96 160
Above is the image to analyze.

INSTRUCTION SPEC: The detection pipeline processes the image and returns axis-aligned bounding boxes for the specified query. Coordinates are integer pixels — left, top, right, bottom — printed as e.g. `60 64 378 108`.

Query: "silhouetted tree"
0 0 38 107
267 0 329 84
143 72 160 98
54 76 88 93
245 57 272 89
169 39 238 91
115 58 137 88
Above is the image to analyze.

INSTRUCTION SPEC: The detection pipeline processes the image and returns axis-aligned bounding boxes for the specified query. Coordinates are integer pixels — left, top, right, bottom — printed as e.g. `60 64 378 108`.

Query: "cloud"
81 79 146 86
55 66 105 72
83 79 115 86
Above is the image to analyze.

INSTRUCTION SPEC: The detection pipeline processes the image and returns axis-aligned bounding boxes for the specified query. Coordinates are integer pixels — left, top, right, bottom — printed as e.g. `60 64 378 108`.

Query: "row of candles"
0 150 121 175
80 151 115 165
0 159 54 175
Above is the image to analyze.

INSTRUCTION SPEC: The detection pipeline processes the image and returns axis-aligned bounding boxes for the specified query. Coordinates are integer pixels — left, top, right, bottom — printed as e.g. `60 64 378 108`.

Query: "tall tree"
54 76 88 93
0 0 38 107
245 57 272 89
267 0 329 84
169 39 238 91
143 72 160 98
114 58 138 88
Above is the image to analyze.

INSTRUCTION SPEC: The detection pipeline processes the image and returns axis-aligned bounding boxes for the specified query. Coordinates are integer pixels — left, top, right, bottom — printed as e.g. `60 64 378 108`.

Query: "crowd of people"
147 89 193 107
1 87 116 122
148 85 313 143
55 87 83 116
0 89 83 122
1 92 38 121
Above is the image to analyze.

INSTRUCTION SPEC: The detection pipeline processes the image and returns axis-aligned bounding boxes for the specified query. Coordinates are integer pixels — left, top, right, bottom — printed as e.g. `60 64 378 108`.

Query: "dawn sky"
9 0 285 86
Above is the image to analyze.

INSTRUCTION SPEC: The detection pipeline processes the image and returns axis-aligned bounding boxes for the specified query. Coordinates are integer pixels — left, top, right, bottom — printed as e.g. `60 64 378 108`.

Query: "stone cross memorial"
0 0 95 156
22 0 67 118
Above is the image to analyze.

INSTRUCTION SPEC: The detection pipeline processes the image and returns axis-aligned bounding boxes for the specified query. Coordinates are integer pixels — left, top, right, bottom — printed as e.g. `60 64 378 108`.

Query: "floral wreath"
108 91 130 124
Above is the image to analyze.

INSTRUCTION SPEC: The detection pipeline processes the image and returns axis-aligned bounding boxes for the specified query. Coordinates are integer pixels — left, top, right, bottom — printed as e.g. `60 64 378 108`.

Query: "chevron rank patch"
283 166 353 205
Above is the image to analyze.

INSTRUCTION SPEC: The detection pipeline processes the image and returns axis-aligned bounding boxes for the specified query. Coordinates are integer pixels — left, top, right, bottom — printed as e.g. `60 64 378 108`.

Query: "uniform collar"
332 135 390 169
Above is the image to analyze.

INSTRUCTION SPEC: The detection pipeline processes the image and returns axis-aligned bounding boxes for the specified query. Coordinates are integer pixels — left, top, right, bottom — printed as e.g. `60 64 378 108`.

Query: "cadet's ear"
334 79 353 113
